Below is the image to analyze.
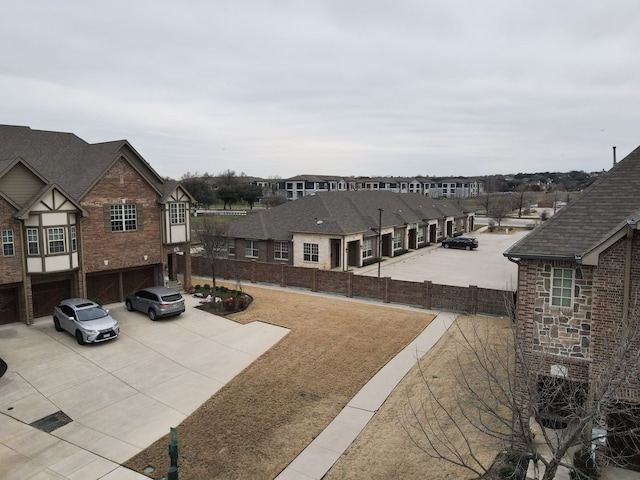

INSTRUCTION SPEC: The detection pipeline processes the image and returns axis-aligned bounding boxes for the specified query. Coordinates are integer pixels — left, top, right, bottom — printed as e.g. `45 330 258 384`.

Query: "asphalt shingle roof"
0 125 164 200
229 191 469 241
504 146 640 260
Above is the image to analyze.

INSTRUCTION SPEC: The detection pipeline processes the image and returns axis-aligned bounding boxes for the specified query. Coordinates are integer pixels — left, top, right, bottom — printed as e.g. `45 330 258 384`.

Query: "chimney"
613 146 617 166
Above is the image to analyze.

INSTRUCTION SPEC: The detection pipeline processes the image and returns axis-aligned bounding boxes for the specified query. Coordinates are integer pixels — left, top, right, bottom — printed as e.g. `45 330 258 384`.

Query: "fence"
191 256 512 317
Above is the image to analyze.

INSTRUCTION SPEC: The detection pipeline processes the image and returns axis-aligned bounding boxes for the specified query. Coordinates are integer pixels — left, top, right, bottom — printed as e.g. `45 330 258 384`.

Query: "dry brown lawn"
125 280 510 480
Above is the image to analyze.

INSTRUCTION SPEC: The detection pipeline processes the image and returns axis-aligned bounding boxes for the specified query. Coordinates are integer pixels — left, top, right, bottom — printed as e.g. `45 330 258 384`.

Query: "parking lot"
360 229 528 291
0 297 289 479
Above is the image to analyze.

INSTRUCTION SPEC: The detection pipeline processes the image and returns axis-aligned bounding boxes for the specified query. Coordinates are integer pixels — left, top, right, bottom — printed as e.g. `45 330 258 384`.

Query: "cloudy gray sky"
3 1 639 180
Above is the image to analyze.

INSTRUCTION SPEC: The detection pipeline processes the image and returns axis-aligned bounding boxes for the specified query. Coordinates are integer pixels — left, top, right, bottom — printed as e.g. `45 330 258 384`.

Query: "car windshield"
76 306 108 322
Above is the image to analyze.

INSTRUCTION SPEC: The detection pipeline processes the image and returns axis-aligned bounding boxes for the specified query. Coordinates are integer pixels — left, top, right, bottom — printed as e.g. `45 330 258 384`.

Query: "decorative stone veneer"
532 260 594 358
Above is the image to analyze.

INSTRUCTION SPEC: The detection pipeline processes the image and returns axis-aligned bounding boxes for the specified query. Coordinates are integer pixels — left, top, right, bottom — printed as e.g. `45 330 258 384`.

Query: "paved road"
360 230 529 290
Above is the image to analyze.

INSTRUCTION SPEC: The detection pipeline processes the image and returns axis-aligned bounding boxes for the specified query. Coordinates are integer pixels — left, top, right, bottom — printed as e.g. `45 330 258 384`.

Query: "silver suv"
53 298 120 345
125 286 185 320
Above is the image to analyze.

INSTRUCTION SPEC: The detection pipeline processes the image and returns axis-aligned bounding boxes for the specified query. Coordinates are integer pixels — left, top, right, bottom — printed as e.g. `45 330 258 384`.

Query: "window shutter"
104 205 111 232
137 204 143 231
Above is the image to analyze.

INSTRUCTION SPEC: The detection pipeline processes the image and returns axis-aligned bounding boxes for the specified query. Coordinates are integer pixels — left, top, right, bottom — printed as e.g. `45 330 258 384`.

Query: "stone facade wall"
530 260 594 359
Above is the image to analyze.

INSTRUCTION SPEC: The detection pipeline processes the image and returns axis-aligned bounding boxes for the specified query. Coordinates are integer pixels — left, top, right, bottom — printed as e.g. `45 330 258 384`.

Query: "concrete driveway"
0 296 289 479
360 230 528 290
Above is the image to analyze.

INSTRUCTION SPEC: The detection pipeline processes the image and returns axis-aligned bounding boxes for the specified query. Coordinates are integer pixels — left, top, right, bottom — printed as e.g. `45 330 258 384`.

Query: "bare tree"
196 216 230 291
488 195 513 228
476 194 492 217
513 185 531 218
402 297 640 480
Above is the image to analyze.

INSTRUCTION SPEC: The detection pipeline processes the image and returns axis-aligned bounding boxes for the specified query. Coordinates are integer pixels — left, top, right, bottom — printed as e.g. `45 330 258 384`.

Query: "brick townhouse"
504 147 640 468
0 125 193 325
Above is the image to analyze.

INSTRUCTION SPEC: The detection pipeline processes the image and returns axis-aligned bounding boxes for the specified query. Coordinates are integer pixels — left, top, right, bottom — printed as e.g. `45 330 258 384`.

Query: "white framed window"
362 238 373 259
70 226 77 252
2 229 14 256
417 228 425 244
228 239 235 255
47 227 65 254
110 204 137 231
170 203 186 224
303 243 319 262
552 268 573 307
274 241 289 260
27 228 40 255
393 232 403 250
245 240 258 258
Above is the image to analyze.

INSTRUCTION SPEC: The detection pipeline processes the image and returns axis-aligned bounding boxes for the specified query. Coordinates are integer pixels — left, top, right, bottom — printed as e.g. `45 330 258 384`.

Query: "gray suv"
125 286 185 320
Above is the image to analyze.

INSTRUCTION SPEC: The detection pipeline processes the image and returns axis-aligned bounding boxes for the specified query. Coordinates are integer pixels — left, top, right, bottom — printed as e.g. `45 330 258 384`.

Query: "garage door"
0 287 20 324
33 280 71 318
87 267 157 305
87 272 120 305
123 267 156 296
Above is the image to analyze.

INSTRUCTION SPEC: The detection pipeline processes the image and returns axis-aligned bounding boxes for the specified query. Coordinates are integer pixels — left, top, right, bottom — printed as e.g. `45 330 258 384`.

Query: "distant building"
226 191 474 271
273 174 484 199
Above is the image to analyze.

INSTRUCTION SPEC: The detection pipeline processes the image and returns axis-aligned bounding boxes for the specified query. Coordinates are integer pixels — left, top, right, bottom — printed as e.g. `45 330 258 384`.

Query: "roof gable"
0 157 47 207
0 125 169 202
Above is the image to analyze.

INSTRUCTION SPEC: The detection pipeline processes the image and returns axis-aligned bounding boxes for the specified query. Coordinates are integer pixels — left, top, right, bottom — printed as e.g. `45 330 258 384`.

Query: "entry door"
330 239 341 269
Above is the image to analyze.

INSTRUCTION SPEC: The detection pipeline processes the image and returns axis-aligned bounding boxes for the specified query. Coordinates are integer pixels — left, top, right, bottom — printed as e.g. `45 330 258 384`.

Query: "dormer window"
170 203 186 224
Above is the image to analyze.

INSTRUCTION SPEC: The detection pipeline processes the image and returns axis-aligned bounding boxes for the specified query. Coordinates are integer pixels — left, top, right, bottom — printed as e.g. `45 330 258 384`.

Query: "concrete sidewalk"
275 311 457 480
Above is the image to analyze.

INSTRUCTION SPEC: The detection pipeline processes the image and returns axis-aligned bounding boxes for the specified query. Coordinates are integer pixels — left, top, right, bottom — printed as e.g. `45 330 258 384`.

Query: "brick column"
424 280 432 310
347 272 354 298
384 277 391 303
468 285 478 314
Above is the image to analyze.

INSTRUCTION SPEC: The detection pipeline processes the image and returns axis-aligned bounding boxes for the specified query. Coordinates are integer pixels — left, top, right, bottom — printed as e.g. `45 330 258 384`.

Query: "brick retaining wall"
192 256 511 316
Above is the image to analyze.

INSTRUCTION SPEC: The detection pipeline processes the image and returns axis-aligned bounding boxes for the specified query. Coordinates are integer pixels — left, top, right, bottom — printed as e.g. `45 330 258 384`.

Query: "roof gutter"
502 252 577 262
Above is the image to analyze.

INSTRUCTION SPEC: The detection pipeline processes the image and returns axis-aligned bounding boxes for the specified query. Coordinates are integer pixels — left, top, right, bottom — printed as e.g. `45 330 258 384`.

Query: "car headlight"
113 322 119 329
83 329 98 334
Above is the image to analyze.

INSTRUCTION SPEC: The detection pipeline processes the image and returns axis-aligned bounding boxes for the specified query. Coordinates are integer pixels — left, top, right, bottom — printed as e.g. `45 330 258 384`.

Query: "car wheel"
125 300 133 311
149 309 157 321
53 317 63 332
465 245 471 250
75 330 85 345
443 243 449 248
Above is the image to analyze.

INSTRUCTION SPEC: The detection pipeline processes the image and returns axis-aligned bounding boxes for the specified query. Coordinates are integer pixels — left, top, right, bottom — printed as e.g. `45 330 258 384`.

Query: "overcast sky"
3 1 640 180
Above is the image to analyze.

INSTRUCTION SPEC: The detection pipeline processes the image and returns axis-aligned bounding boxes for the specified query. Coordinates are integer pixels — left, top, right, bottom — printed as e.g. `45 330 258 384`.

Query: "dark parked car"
441 236 479 250
53 298 119 345
125 286 185 320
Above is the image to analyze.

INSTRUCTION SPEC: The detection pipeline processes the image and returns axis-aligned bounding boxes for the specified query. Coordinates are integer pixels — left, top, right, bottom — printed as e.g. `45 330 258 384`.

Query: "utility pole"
378 208 383 278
